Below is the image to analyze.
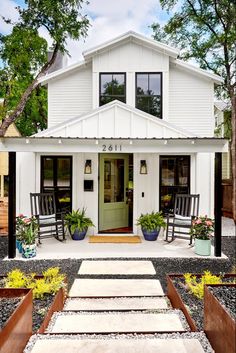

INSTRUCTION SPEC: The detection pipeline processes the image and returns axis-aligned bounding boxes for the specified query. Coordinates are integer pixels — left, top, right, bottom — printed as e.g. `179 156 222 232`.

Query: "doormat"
89 236 142 243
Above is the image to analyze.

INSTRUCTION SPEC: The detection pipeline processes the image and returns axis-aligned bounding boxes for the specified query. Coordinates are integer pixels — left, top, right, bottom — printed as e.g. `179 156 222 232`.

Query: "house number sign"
102 144 122 152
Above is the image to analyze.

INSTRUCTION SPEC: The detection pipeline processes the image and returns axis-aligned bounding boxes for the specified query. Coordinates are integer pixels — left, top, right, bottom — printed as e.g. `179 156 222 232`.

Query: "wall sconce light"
84 159 92 174
140 160 147 174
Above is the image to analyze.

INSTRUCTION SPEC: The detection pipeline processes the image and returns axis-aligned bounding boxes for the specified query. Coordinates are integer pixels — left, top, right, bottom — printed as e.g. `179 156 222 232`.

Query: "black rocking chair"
165 194 200 244
30 192 65 243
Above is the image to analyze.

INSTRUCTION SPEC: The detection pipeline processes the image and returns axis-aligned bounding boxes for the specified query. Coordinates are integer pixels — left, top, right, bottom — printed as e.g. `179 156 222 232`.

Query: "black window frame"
99 72 126 106
40 155 73 213
135 72 162 118
159 155 191 214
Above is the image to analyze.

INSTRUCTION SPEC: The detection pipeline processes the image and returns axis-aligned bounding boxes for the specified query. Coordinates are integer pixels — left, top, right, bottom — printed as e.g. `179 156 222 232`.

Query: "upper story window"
100 73 126 106
136 73 162 118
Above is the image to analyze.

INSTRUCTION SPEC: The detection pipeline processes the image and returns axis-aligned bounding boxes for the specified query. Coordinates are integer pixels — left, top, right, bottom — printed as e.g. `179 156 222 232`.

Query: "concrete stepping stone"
48 311 187 334
64 297 169 311
26 337 206 353
69 279 164 297
78 260 156 275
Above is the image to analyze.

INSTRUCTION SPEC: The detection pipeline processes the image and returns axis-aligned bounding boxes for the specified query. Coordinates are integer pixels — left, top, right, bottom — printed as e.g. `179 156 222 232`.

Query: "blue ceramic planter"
142 228 160 241
22 243 37 258
72 228 87 240
16 239 23 253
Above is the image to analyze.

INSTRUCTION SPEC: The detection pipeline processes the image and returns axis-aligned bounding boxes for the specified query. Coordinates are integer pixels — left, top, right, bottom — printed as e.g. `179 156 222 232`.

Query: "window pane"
160 156 190 213
101 74 112 94
137 74 148 95
100 95 125 106
112 74 125 95
43 158 53 187
57 158 71 187
149 74 161 95
149 96 161 117
104 159 124 203
136 96 149 114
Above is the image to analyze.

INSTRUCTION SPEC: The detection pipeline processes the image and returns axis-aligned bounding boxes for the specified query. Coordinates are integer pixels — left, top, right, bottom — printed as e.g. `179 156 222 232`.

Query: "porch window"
160 156 190 214
99 73 126 106
41 156 72 213
136 73 162 118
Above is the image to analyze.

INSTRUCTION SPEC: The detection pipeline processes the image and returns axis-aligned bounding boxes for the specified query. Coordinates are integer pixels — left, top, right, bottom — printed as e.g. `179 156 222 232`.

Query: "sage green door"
99 154 129 231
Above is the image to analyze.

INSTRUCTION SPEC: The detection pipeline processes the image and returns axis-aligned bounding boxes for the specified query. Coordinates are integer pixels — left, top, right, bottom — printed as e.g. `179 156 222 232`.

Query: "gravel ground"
209 285 236 321
0 234 235 340
0 297 22 329
24 332 214 353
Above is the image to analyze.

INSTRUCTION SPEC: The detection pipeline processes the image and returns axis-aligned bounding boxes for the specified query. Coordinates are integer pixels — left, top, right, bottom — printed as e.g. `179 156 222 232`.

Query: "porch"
9 226 231 260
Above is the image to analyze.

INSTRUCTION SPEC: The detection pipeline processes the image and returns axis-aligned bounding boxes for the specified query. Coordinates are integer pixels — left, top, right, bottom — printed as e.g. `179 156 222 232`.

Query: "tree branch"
0 44 59 136
186 0 220 41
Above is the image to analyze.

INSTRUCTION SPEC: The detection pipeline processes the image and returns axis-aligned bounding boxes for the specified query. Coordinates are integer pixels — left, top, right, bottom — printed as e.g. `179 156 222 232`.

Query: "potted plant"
15 214 25 253
137 211 166 241
20 216 38 258
65 208 94 240
190 216 214 256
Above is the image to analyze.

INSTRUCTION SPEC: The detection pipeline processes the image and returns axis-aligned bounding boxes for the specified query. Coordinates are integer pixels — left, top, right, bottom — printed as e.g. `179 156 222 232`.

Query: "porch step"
25 334 209 353
69 279 164 297
78 260 156 275
47 310 188 334
63 296 169 311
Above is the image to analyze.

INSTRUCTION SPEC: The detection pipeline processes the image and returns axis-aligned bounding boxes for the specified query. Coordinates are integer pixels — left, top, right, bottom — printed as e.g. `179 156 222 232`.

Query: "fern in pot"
137 211 166 241
65 208 94 240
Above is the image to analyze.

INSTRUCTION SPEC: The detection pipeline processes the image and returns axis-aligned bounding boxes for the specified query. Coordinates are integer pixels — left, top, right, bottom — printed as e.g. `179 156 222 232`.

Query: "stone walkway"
24 260 213 352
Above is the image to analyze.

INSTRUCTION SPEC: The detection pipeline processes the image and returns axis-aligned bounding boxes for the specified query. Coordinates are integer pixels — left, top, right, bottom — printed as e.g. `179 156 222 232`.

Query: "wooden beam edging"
0 288 33 353
37 286 66 334
204 284 236 353
166 274 197 331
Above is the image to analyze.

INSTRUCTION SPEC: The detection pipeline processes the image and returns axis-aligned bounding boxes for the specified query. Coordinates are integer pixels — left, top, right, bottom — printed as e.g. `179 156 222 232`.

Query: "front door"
99 154 129 232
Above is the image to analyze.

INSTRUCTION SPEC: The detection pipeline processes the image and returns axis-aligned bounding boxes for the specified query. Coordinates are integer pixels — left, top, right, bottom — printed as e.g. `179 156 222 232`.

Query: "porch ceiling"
0 136 228 153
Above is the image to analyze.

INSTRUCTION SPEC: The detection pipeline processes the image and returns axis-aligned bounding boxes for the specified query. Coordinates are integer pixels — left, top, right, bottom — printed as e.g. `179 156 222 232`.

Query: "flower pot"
16 239 23 253
72 228 87 240
194 238 211 256
22 243 37 258
142 228 160 241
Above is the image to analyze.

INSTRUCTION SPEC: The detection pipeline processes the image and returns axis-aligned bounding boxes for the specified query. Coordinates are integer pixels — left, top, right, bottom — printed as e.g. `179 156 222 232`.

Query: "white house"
1 31 227 245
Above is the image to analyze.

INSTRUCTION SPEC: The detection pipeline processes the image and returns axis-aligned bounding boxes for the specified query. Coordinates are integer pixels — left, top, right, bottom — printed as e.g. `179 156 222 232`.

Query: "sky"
0 0 171 64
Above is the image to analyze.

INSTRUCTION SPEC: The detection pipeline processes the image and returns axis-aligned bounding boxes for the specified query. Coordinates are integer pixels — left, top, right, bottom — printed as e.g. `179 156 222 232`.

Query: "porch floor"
11 231 229 260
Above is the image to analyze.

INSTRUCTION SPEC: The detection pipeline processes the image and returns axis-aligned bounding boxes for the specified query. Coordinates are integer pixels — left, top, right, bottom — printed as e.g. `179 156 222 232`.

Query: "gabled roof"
83 31 179 59
39 31 223 85
35 100 196 139
171 59 224 84
39 59 88 85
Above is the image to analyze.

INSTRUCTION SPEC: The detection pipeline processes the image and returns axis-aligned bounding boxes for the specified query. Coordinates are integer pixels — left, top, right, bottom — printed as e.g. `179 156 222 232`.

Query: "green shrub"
4 267 66 299
183 271 222 299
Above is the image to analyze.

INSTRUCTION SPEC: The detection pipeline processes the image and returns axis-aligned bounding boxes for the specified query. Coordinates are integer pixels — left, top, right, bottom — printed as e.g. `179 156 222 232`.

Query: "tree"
152 0 236 222
0 0 89 136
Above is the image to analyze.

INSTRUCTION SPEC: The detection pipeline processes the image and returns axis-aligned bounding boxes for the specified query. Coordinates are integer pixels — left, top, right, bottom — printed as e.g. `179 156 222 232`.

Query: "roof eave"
83 31 179 59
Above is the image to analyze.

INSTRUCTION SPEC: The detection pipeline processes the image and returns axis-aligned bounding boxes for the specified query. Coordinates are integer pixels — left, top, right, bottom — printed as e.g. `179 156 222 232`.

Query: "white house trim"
170 59 224 84
34 100 196 139
83 31 179 59
39 59 89 85
39 31 223 87
0 137 228 153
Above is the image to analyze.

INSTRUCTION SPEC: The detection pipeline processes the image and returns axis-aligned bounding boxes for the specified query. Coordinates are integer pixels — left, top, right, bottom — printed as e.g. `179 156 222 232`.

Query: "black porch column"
214 152 222 257
8 152 16 258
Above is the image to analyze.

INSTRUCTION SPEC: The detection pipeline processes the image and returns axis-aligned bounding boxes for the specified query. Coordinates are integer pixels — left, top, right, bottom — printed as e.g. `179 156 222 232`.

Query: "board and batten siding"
92 41 169 119
168 65 215 136
48 65 92 128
